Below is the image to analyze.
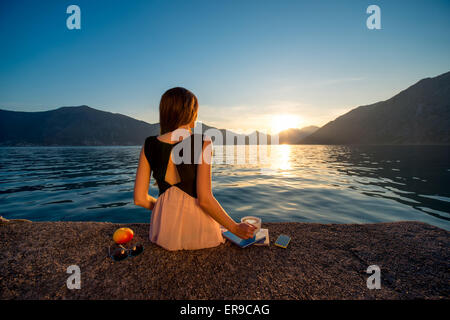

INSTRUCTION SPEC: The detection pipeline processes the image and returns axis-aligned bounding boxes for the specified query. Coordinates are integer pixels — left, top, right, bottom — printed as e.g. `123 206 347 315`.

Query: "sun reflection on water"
269 144 292 172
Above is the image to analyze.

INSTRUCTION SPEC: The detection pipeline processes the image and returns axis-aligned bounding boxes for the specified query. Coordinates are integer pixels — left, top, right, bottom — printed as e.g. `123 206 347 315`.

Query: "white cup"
241 216 261 237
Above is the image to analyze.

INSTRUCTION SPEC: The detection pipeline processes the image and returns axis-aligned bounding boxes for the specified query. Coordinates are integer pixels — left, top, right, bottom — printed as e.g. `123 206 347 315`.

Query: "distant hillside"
278 126 319 144
0 106 160 146
0 105 278 146
195 124 278 145
300 71 450 145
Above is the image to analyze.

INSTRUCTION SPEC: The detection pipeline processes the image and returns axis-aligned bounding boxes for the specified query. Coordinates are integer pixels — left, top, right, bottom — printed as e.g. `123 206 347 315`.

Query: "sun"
270 114 301 134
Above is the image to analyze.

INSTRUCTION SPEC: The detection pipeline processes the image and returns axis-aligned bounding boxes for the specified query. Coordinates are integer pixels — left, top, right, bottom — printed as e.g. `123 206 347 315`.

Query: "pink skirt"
149 186 225 251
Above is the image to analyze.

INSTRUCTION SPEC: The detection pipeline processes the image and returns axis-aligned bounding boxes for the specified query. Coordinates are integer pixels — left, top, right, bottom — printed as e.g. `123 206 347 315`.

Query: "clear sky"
0 0 449 133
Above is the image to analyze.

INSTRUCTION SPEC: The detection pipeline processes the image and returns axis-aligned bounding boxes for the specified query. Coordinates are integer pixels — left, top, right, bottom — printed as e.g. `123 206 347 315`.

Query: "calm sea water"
0 145 449 230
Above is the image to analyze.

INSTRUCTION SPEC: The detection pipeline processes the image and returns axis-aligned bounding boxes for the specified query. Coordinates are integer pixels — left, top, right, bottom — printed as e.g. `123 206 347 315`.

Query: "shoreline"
1 221 448 299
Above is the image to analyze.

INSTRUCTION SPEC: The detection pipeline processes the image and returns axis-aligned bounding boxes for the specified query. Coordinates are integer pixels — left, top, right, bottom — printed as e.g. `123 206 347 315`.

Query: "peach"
113 227 134 244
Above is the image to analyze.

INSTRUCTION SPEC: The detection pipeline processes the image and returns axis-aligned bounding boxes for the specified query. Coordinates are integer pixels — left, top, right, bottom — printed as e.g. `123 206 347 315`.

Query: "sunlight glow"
275 144 292 171
270 114 302 133
261 144 293 175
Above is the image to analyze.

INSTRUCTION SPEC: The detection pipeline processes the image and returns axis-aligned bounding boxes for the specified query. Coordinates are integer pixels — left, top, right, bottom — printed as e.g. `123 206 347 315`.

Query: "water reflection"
212 145 450 229
0 145 449 230
270 144 292 172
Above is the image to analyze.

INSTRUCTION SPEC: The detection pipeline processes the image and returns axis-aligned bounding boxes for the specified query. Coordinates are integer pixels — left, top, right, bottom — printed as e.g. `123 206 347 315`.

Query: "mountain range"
0 105 294 146
0 106 160 146
1 71 449 146
300 71 450 144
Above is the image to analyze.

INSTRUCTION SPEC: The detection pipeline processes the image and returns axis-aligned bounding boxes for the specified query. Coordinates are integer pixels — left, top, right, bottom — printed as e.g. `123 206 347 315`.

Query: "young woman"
134 87 255 251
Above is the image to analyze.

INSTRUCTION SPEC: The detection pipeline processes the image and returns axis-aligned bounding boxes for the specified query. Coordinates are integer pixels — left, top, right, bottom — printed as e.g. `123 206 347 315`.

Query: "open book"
221 227 269 248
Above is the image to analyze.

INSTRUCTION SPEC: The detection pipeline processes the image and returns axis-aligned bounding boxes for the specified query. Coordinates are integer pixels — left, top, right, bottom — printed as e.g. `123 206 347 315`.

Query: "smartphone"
274 234 291 248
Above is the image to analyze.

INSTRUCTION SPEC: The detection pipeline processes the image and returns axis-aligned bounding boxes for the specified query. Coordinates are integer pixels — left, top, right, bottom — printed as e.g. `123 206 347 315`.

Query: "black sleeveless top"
143 133 206 199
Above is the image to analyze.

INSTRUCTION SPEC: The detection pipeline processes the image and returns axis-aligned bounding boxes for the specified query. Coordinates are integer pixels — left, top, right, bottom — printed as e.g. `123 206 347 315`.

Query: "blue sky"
0 0 449 132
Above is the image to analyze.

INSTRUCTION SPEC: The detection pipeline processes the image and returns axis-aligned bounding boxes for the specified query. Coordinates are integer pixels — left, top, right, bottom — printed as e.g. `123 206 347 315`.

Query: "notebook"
222 230 266 248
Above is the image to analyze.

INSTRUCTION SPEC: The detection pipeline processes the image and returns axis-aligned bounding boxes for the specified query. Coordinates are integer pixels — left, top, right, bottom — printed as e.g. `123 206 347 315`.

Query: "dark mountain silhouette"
0 105 160 146
0 105 277 146
300 71 450 145
278 126 319 144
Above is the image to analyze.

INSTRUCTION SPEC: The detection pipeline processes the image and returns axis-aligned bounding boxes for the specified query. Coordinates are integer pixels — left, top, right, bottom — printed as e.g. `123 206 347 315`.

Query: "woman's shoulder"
144 135 158 147
143 135 158 161
186 133 211 141
188 133 212 148
171 132 210 143
202 134 212 142
145 132 209 148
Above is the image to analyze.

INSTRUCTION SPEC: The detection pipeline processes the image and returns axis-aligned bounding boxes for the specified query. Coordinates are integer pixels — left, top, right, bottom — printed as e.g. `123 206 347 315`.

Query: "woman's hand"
232 222 257 239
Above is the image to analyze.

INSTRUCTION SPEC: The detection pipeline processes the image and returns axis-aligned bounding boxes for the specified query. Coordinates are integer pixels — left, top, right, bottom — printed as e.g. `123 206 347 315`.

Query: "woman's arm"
197 140 255 239
134 145 157 210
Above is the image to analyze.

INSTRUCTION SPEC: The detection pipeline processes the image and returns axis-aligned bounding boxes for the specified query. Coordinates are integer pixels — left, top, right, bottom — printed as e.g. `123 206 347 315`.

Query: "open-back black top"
143 133 206 199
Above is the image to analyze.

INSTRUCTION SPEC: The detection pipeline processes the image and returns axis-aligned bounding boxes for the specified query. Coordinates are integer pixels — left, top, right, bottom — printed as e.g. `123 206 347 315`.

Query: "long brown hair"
159 87 198 134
